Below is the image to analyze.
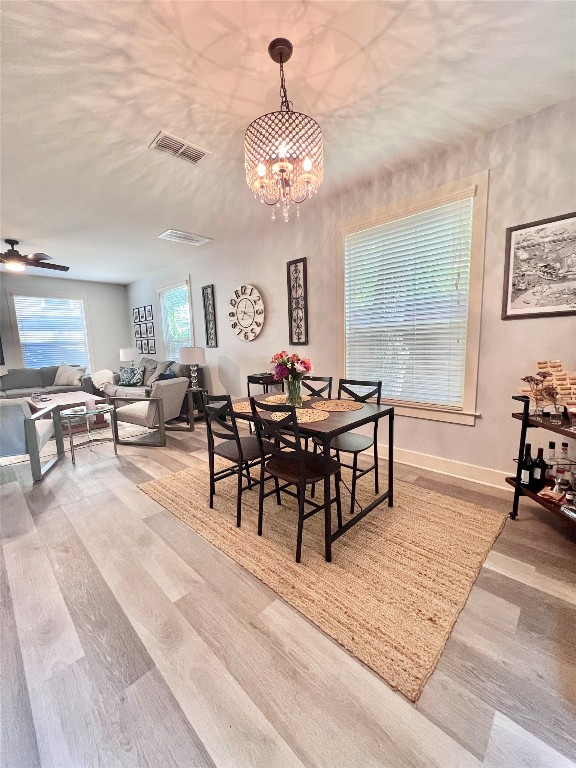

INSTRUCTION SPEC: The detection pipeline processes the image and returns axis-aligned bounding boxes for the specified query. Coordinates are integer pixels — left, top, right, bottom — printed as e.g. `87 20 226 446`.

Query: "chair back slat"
338 379 382 404
250 398 306 462
203 394 244 457
301 376 332 399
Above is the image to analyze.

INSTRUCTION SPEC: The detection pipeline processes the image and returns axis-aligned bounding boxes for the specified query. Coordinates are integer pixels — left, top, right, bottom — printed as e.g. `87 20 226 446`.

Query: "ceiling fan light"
4 259 25 272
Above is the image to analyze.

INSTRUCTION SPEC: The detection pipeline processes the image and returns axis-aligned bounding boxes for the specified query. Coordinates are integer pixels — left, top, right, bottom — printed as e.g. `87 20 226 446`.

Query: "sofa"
101 356 203 399
0 365 94 399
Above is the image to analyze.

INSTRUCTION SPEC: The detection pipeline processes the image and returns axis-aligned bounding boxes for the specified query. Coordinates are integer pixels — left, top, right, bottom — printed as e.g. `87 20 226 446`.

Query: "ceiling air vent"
148 131 210 165
158 230 212 246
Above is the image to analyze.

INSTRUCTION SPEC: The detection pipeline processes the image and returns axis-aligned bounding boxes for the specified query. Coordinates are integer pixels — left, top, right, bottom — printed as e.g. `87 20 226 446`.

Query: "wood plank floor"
1 425 575 768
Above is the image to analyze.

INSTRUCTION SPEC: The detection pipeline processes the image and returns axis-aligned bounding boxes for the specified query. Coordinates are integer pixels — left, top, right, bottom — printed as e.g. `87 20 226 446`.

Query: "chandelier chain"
279 56 292 112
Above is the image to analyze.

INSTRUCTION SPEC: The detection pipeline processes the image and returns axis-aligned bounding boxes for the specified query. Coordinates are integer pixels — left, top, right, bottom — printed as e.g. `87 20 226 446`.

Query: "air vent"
158 230 212 246
148 131 210 165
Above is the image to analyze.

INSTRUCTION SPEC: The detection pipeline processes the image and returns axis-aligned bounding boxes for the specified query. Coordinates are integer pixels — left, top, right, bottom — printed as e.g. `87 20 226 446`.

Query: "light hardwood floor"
1 425 575 768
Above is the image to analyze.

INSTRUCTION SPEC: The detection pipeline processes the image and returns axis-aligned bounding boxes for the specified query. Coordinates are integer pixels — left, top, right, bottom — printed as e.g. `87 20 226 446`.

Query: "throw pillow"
147 360 175 386
156 369 176 381
130 365 145 386
118 366 145 386
54 364 85 387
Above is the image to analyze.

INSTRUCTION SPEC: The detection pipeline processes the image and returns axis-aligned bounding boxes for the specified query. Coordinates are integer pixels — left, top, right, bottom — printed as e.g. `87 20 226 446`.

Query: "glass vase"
286 377 303 408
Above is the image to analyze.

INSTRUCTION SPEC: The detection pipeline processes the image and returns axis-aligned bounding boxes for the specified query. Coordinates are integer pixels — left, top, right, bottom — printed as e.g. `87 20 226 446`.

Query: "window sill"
383 401 480 426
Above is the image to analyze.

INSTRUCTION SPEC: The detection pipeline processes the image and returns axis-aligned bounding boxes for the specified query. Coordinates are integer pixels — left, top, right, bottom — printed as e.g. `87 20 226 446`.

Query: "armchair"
109 377 189 447
0 398 65 482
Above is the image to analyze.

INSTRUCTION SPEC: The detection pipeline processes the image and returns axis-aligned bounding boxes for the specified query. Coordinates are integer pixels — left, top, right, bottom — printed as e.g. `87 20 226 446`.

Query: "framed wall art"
148 338 156 355
145 304 153 321
502 211 576 319
146 321 154 338
133 307 140 323
287 257 308 344
202 284 218 347
141 338 149 354
134 324 141 339
138 306 146 322
140 323 148 338
136 339 143 353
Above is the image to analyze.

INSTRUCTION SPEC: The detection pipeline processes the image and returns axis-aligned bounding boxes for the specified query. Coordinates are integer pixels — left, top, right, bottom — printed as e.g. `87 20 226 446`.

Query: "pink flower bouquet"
270 351 312 381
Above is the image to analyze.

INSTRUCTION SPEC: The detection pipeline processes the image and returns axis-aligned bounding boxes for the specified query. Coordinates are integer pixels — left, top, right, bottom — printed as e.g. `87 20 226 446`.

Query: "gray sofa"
101 356 202 399
0 365 94 399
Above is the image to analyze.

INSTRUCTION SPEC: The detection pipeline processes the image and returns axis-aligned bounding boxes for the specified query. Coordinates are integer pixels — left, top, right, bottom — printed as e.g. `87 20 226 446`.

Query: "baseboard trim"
378 443 511 490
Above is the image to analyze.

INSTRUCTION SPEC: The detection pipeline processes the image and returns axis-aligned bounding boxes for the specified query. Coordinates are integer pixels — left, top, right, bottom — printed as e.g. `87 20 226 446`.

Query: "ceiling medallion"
244 38 323 222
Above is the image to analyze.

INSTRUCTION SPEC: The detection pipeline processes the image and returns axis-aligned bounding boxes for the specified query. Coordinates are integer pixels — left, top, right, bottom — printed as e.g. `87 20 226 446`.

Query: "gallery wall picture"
133 308 140 323
138 307 146 322
135 324 141 338
502 211 576 319
136 339 143 353
145 305 153 321
142 338 149 353
287 257 309 344
146 321 154 338
140 323 148 338
202 284 218 347
148 339 156 355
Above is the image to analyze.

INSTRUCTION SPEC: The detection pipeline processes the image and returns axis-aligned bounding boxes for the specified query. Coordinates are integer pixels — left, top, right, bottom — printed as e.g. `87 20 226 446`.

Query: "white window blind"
12 295 90 369
159 282 192 361
344 197 474 408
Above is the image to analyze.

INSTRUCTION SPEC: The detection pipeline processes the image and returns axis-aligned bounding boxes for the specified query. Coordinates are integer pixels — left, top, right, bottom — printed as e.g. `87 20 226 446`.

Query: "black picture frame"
134 324 141 339
502 211 576 320
146 321 154 338
140 323 148 338
202 284 218 347
287 257 308 344
136 339 143 353
133 308 139 324
145 304 153 321
138 306 146 322
148 338 156 355
142 338 149 354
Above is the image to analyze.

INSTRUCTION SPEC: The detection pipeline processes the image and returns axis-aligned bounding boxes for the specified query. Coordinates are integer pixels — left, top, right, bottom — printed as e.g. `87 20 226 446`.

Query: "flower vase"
286 378 303 408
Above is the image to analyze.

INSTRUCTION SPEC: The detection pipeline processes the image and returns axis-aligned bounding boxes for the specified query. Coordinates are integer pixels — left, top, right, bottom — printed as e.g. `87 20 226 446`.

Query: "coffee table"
61 403 117 464
26 391 108 432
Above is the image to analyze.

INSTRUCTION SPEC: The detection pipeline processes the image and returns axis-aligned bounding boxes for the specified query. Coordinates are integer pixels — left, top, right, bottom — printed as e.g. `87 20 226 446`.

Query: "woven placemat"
232 401 256 414
311 399 364 412
269 408 330 423
265 393 311 404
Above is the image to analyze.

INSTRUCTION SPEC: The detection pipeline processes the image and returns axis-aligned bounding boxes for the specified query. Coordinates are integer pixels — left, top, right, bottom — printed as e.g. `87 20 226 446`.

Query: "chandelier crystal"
245 38 323 222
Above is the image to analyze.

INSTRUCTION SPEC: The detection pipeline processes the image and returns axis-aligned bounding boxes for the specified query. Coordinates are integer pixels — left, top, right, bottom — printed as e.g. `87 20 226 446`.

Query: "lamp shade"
119 347 136 362
179 346 206 366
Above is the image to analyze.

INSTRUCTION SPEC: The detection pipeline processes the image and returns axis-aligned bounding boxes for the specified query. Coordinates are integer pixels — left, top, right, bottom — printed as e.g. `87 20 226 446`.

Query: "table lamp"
179 346 206 389
119 347 137 367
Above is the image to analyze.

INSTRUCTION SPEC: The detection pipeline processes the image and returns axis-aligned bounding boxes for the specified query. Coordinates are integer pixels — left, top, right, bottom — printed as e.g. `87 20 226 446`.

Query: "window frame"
156 277 194 361
7 289 95 371
337 171 489 426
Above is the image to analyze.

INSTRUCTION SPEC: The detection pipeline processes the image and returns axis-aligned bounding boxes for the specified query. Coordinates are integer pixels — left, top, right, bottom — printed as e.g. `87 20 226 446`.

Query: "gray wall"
0 273 131 372
128 97 576 477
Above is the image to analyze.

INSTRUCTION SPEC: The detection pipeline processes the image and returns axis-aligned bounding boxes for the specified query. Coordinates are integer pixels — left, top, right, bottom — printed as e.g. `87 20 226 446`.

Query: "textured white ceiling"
1 0 575 283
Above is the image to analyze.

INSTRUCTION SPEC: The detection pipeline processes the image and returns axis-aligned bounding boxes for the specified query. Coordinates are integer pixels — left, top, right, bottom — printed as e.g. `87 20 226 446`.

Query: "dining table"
232 394 394 561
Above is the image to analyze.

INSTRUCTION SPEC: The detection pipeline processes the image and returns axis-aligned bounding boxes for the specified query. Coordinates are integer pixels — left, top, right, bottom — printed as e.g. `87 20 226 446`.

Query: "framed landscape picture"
202 284 217 347
145 304 153 321
134 324 141 338
148 338 156 355
502 211 576 319
138 306 146 322
133 307 139 324
136 339 143 353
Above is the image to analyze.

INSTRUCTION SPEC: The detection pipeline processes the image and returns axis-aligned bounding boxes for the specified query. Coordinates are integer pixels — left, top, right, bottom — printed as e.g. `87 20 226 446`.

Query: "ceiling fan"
0 239 69 272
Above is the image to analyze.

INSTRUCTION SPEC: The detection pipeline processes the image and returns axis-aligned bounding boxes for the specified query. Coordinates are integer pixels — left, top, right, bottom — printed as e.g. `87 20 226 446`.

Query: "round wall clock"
228 284 265 341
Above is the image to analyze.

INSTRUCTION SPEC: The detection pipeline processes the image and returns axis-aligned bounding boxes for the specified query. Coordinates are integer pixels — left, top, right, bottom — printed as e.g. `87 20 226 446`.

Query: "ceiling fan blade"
29 252 51 261
30 261 70 272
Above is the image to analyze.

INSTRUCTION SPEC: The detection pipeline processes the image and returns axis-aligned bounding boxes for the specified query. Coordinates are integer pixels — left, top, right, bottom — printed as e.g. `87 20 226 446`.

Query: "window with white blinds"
344 197 474 409
158 282 192 361
12 295 91 369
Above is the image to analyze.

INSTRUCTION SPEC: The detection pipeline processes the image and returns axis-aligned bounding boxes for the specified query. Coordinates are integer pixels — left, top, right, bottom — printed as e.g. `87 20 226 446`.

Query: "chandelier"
245 38 323 222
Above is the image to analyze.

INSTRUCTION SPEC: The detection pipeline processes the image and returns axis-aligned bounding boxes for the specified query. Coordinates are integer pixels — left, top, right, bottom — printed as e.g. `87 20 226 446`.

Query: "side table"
167 388 207 432
61 404 118 465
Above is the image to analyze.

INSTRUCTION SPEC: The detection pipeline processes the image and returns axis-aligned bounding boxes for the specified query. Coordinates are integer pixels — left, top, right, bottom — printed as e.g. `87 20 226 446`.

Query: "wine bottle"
546 441 557 486
520 443 533 487
531 447 548 493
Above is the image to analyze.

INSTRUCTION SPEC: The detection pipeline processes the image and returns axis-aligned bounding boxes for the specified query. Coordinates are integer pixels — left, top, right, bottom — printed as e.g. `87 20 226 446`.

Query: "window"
341 172 488 425
158 280 193 361
12 294 91 369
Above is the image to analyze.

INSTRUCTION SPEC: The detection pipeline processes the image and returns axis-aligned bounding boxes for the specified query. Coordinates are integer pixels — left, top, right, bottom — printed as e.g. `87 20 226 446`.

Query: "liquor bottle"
531 448 548 493
559 443 572 483
520 443 533 487
546 441 557 486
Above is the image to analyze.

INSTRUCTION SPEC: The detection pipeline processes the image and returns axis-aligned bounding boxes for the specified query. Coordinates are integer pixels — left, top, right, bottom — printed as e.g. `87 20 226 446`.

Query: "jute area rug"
139 459 506 701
